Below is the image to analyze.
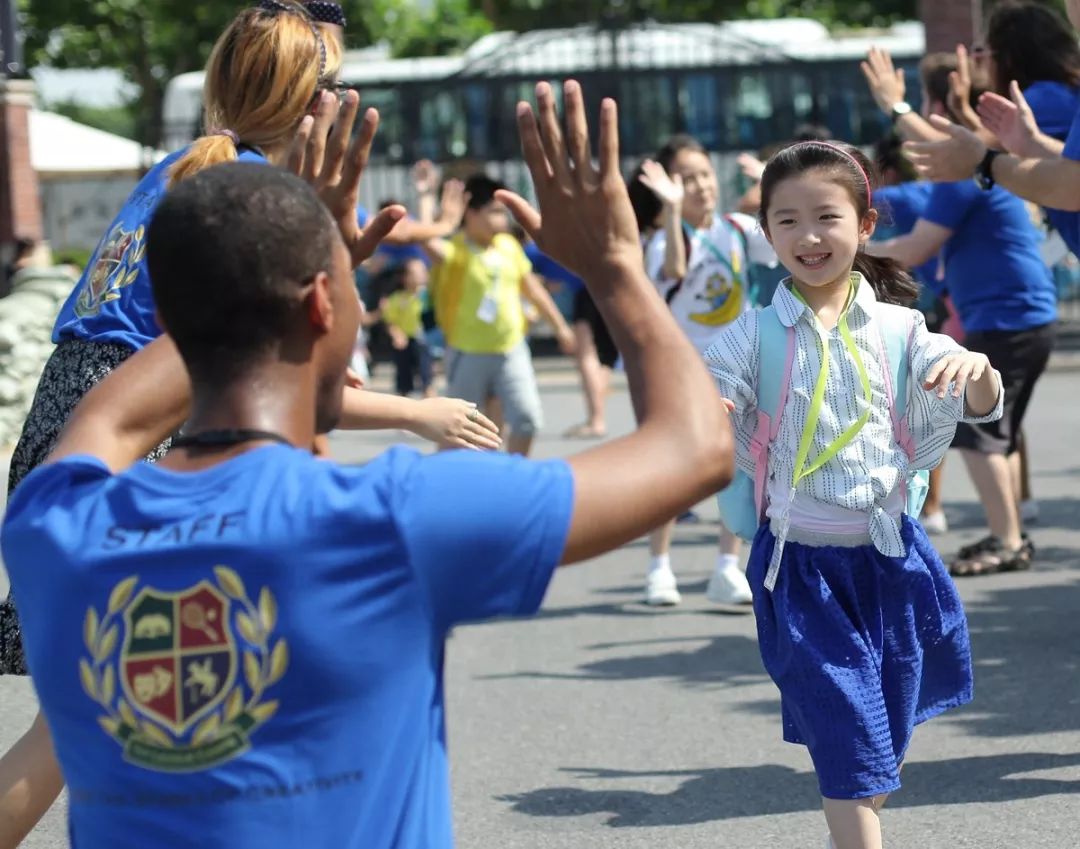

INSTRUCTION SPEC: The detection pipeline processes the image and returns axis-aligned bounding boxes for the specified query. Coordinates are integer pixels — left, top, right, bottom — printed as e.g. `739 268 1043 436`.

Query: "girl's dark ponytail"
852 253 919 306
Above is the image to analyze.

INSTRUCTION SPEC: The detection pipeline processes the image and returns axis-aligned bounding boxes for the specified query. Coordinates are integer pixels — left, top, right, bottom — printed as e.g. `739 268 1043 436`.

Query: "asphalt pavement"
1 362 1078 848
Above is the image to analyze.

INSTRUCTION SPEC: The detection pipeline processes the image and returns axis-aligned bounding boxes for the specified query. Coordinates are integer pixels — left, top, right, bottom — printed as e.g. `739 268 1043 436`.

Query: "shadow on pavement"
952 578 1080 738
478 633 768 690
500 750 1080 826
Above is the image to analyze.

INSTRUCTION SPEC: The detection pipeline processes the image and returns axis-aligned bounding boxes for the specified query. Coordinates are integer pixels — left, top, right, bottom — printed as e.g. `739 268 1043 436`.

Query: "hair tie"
790 140 873 206
256 0 327 83
212 128 239 145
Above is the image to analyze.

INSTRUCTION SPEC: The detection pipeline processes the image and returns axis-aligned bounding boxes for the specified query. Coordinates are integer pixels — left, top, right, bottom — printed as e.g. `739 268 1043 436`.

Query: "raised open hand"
978 81 1041 158
947 44 983 131
736 152 766 182
638 159 685 208
904 115 987 182
861 47 906 114
495 80 643 285
287 90 404 268
412 159 437 195
438 178 467 226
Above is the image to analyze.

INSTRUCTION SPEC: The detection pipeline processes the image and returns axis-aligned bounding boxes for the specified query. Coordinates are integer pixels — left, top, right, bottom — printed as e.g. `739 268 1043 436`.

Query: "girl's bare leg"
823 798 883 849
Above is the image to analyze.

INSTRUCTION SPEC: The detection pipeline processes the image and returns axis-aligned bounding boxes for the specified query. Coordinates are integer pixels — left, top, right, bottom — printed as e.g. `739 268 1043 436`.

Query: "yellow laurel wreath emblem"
81 567 288 770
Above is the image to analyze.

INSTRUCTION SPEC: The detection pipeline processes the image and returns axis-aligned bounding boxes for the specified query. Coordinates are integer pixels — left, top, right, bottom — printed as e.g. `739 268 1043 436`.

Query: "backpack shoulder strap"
755 305 790 424
874 303 917 455
751 306 795 516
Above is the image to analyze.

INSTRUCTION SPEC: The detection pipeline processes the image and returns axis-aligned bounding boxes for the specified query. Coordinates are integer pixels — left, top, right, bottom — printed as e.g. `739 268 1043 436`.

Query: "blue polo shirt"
1024 81 1080 142
1024 82 1080 245
2 445 574 849
1050 105 1080 257
922 181 1057 332
52 148 267 352
873 183 940 289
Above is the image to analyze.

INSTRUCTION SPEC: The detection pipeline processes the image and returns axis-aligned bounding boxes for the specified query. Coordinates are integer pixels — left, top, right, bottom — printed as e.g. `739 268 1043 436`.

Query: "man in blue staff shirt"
1 80 732 848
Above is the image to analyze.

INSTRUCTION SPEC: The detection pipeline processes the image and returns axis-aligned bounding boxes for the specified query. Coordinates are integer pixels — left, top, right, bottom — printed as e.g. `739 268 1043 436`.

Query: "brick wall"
920 0 985 54
0 78 43 246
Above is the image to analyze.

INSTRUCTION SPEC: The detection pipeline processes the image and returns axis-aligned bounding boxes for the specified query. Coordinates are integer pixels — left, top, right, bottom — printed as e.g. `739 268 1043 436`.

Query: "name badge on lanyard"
476 250 503 324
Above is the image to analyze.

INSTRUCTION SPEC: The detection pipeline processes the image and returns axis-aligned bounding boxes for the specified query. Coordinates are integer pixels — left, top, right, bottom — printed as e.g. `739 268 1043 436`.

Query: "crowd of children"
9 1 1080 849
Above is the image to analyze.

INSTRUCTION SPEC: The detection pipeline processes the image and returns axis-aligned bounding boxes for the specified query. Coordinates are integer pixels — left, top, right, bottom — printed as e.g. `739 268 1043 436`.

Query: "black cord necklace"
171 429 295 450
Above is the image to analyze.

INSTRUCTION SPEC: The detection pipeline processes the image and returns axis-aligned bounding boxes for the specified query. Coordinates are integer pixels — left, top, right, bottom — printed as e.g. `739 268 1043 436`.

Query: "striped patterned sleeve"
906 312 1004 469
704 310 759 474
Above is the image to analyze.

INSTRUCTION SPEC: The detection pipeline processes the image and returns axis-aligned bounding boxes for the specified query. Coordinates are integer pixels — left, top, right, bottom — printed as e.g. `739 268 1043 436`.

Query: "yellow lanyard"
790 279 873 491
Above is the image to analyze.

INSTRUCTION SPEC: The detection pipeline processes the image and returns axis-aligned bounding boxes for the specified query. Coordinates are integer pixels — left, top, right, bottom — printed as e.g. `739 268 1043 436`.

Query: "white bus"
162 18 925 208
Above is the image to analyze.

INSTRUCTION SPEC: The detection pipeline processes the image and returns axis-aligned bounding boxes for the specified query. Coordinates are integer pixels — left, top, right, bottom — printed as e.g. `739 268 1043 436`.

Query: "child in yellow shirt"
380 259 436 398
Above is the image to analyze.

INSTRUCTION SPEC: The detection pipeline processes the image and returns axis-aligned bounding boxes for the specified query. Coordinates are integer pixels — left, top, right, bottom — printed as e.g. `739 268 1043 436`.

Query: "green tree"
473 0 916 30
16 0 484 147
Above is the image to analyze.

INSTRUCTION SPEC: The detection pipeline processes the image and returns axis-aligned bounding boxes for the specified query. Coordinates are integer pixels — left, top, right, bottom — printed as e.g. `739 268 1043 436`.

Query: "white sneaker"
1020 499 1039 523
921 510 948 535
644 567 681 606
706 563 753 605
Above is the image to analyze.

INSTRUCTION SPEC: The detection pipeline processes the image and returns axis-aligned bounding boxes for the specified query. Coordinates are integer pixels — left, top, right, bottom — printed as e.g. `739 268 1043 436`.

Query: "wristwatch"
890 102 913 123
974 148 1001 190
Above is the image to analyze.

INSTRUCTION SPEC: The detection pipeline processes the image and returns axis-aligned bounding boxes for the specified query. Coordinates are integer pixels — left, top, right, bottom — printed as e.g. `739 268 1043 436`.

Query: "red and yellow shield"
120 581 237 737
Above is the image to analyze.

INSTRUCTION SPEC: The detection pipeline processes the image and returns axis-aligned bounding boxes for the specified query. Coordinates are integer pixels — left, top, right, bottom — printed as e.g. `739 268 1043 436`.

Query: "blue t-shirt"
1024 81 1080 142
922 180 1057 332
53 148 267 351
524 242 583 292
873 183 940 289
2 445 573 849
1024 82 1080 243
1052 105 1080 256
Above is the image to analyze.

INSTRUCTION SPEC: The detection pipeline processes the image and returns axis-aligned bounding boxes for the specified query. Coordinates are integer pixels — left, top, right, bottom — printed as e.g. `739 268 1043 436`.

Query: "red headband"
789 140 872 206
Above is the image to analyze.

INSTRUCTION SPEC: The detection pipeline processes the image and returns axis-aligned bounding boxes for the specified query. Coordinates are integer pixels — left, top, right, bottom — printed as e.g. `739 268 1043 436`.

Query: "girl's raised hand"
923 351 991 399
638 159 685 208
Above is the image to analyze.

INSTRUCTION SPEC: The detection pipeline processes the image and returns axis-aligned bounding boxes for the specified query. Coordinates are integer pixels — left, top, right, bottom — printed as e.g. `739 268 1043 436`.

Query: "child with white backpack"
704 141 1003 849
638 134 778 607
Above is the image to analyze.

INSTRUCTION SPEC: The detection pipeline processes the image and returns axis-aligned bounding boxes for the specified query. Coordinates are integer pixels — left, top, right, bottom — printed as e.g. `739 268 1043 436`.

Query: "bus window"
418 88 468 161
464 84 492 161
678 73 720 150
351 86 405 161
619 74 675 156
734 71 774 149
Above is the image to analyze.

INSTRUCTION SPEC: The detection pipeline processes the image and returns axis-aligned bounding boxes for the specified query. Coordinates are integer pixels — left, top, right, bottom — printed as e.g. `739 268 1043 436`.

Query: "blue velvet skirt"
747 515 973 799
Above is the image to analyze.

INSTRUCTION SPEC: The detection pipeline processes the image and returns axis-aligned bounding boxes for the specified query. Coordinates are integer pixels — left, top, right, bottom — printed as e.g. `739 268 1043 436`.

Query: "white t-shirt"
646 212 777 352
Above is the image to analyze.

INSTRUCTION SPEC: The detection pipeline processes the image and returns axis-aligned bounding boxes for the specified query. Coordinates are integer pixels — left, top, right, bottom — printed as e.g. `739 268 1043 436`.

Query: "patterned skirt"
1 339 173 675
747 515 973 800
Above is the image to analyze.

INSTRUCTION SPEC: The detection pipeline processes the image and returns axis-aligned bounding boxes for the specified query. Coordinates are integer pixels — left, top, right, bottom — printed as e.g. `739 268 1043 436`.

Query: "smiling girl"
704 141 1003 849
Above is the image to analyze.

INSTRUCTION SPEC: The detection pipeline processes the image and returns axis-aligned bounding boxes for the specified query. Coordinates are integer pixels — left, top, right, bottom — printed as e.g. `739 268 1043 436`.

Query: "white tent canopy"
29 111 164 178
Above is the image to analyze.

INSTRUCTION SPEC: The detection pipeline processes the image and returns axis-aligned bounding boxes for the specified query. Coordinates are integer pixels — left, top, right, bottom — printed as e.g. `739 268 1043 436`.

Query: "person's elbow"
682 399 736 495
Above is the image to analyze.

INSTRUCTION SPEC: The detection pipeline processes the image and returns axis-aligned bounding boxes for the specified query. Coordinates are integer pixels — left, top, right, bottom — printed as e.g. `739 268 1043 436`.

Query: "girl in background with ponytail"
704 141 1002 849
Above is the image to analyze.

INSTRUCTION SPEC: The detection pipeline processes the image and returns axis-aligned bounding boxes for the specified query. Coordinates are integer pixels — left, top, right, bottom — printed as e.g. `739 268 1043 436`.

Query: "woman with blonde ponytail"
0 4 488 843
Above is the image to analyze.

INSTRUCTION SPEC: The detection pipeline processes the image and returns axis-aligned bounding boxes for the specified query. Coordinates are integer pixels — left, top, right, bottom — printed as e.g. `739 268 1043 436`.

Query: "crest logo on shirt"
80 567 288 772
74 223 146 318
